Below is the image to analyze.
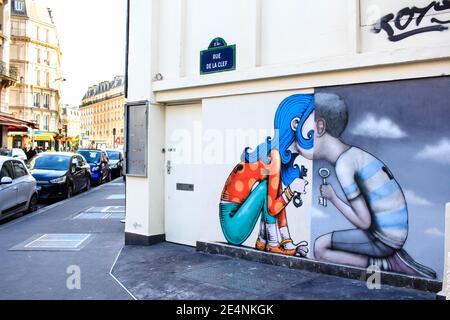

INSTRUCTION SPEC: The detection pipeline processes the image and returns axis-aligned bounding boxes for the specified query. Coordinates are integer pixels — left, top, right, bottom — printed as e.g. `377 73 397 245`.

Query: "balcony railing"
11 28 27 37
0 61 18 80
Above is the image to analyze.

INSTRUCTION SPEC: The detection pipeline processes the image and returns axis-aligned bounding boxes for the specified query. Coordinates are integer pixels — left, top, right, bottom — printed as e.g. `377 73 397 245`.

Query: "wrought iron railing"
0 61 18 80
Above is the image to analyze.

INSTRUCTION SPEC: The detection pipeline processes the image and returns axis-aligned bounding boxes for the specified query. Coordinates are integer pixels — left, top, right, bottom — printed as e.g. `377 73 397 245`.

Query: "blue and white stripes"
335 147 408 248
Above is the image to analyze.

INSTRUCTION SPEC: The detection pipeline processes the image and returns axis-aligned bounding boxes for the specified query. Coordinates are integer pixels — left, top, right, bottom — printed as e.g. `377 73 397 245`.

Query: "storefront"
0 112 38 149
125 0 450 291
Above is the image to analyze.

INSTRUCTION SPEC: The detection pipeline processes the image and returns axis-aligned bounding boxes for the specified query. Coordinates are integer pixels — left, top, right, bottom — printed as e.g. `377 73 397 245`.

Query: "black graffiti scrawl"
373 0 450 42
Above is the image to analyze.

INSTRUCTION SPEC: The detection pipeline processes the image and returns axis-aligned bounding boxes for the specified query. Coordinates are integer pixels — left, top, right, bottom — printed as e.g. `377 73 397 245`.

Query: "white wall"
199 90 314 248
155 0 450 86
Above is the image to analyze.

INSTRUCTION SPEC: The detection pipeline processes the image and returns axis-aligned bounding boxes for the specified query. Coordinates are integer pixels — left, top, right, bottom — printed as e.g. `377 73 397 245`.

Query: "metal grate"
73 206 125 220
10 234 92 251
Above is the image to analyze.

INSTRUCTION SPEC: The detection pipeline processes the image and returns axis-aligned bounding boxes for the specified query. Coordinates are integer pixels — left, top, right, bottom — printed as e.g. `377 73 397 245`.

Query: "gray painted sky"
40 0 127 106
312 77 450 280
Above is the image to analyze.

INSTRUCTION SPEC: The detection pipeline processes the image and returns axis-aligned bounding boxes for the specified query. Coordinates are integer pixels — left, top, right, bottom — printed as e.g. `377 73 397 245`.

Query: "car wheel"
27 194 38 213
66 184 73 199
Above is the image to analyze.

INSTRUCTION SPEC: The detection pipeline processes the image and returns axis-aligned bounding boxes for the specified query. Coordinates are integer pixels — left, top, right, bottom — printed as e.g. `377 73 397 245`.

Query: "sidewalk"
0 179 132 300
0 179 438 300
112 243 436 300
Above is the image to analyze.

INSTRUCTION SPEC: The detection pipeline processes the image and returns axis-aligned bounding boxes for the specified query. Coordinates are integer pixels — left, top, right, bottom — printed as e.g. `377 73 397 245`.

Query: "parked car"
0 156 38 221
77 149 111 185
0 148 28 162
106 149 124 179
29 153 91 199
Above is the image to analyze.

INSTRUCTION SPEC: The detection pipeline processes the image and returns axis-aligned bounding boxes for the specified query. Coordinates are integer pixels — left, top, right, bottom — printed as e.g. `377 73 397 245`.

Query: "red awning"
0 112 38 129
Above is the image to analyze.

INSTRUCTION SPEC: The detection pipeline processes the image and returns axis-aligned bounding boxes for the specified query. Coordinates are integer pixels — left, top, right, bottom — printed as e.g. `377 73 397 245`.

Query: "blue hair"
242 94 314 186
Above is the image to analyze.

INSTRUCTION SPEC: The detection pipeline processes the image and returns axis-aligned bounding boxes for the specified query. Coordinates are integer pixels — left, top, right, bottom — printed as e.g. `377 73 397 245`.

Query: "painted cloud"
416 138 450 165
404 189 433 206
424 228 445 237
350 113 407 139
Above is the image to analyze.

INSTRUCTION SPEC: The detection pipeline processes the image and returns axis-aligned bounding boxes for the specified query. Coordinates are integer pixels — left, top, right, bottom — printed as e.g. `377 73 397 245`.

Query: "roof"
0 112 38 129
82 76 125 100
11 0 54 25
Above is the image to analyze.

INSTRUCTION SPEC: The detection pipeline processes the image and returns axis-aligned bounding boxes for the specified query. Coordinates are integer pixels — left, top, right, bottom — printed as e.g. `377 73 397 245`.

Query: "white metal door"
165 104 202 246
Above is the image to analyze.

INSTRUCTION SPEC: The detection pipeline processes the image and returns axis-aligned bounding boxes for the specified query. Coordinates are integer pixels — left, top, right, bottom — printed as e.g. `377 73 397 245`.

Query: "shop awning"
33 132 56 142
0 112 38 129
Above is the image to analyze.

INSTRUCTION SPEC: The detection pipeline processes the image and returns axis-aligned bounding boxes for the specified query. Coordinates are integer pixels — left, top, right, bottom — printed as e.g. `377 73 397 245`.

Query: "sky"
39 0 127 106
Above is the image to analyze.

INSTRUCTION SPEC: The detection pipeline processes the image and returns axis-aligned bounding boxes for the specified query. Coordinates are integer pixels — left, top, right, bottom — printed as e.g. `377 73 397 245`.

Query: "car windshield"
78 151 101 164
30 155 70 171
107 151 121 160
0 149 11 156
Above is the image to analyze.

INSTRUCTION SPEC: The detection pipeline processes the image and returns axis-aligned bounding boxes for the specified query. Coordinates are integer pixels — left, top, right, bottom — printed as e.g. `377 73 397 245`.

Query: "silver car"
0 156 38 221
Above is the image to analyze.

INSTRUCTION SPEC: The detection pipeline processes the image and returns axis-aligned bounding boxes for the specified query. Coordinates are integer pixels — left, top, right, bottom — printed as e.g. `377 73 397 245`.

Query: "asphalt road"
0 178 132 300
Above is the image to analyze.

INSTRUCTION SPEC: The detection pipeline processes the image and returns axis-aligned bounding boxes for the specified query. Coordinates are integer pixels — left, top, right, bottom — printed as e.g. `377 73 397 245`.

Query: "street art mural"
219 77 448 280
219 94 313 257
312 77 449 280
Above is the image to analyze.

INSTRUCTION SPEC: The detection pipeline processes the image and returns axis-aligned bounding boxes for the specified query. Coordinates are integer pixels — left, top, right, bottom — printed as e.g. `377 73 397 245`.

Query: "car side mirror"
0 177 13 185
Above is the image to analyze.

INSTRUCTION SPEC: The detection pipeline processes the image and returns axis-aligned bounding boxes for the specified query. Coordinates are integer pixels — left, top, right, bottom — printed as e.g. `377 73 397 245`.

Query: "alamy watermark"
365 265 381 290
66 265 81 290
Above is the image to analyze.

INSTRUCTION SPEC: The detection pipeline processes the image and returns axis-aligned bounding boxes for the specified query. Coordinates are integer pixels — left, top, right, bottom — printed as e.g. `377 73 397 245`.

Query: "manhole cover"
73 206 125 219
10 234 92 251
107 194 125 200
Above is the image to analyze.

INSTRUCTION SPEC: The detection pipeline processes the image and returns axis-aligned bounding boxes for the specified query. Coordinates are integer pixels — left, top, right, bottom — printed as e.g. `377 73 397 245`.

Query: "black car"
106 149 124 179
77 150 111 185
29 153 91 199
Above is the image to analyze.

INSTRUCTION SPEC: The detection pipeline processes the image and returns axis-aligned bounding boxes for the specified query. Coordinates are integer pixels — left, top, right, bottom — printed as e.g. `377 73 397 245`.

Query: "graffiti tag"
372 0 450 41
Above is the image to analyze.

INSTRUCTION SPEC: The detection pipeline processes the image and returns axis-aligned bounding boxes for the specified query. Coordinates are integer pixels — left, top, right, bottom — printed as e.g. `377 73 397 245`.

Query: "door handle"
166 160 172 175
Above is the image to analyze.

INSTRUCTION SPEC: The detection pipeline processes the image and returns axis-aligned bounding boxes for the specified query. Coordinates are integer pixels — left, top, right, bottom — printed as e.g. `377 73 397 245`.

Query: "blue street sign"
200 37 236 75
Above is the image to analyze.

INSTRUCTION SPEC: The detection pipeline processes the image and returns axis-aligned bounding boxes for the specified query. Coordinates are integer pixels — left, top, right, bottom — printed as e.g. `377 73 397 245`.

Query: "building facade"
0 0 18 148
7 0 64 150
61 105 80 151
126 0 450 290
80 76 125 149
0 0 17 113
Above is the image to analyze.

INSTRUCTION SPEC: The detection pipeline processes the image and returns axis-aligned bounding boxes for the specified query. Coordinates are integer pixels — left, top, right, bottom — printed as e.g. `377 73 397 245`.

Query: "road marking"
107 194 125 200
109 246 138 300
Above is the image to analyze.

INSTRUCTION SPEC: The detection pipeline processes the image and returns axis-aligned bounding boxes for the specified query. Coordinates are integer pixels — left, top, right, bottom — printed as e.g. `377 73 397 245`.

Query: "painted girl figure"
219 94 314 256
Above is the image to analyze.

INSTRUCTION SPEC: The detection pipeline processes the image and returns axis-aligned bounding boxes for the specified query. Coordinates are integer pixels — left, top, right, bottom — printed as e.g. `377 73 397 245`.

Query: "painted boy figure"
312 93 436 279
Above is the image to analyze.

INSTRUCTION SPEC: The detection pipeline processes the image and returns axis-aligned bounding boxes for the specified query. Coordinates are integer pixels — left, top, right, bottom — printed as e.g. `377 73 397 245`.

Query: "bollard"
438 203 450 300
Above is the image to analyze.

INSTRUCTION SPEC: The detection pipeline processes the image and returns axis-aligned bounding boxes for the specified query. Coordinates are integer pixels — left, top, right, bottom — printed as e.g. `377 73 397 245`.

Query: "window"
14 0 25 12
43 116 49 131
33 93 40 108
36 26 40 40
0 161 14 179
46 72 50 87
12 161 27 179
46 30 50 43
46 51 51 66
43 94 49 108
37 48 41 63
36 70 41 86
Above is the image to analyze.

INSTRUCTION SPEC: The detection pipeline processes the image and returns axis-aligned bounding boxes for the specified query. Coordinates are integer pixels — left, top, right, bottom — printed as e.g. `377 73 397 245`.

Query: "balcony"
0 61 18 88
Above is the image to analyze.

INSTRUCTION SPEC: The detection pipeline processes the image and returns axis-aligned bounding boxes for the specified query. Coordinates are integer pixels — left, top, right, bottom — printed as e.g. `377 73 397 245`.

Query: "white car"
0 148 28 162
0 156 38 221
